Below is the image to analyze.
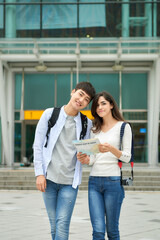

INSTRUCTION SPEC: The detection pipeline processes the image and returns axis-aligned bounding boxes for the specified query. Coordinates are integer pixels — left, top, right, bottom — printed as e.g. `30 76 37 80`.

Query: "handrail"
0 38 160 55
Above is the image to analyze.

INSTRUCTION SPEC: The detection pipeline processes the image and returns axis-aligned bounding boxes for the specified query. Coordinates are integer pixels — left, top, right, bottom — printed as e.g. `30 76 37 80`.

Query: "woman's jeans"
88 176 125 240
43 179 78 240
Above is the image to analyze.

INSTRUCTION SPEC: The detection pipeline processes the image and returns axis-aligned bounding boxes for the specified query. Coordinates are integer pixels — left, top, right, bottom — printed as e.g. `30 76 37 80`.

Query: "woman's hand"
77 152 90 165
99 143 111 153
99 143 122 158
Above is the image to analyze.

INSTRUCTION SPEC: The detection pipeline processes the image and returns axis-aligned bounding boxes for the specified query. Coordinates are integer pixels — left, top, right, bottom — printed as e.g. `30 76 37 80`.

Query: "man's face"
70 89 91 111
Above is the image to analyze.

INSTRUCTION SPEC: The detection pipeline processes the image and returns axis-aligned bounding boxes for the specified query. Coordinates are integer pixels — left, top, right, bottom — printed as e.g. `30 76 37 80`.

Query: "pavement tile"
0 190 160 240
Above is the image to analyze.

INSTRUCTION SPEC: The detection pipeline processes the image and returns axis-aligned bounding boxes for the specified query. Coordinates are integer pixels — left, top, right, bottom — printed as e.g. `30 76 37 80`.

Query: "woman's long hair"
91 91 124 133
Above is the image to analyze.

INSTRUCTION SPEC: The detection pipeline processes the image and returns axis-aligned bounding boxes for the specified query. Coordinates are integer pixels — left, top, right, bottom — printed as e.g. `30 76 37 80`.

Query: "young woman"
77 91 132 240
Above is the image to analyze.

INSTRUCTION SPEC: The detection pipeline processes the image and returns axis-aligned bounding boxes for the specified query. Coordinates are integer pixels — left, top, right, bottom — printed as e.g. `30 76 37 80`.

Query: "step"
0 185 37 190
0 176 35 181
124 186 160 191
0 168 160 191
0 180 36 186
132 181 160 186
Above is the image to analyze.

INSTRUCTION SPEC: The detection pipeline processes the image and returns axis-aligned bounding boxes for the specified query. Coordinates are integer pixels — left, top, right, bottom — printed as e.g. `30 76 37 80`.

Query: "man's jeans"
88 176 125 240
43 180 78 240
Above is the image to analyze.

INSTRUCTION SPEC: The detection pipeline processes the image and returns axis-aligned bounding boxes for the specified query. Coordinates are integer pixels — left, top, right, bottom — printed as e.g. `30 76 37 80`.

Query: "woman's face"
96 96 113 118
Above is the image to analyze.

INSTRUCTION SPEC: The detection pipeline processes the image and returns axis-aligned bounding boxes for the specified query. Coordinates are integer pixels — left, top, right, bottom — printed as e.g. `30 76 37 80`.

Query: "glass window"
24 74 55 110
57 74 71 107
3 1 160 38
123 111 147 121
90 73 119 105
0 0 4 37
157 3 160 37
73 73 88 88
129 2 146 37
42 0 77 29
16 0 40 37
122 73 148 109
26 124 36 163
131 122 148 163
15 74 22 110
73 73 119 109
79 0 106 28
14 123 21 163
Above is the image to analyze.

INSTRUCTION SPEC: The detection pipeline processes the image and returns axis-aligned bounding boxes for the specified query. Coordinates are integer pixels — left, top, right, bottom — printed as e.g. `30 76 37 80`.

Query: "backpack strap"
79 112 88 140
118 122 134 184
44 107 61 148
44 108 88 148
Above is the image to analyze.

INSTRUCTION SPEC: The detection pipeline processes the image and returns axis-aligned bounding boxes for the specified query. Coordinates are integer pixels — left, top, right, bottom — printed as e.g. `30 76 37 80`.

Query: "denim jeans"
43 179 78 240
88 176 125 240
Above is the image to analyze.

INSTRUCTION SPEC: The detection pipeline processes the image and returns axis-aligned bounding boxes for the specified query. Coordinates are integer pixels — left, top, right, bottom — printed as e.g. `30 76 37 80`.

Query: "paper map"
73 138 100 155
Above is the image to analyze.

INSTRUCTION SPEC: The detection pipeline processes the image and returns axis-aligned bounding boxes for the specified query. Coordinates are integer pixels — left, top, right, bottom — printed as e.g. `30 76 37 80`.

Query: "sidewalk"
0 190 160 240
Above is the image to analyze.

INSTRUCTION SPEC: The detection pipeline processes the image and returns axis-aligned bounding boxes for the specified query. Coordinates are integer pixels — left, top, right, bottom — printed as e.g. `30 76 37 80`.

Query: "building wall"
13 72 148 164
0 1 160 166
0 1 160 38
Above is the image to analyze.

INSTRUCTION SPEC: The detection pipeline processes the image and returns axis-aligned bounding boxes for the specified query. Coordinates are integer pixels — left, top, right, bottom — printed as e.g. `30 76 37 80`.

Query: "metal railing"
0 38 160 55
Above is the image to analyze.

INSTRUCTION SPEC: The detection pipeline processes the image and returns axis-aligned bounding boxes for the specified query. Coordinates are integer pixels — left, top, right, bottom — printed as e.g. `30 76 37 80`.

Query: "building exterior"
0 0 160 167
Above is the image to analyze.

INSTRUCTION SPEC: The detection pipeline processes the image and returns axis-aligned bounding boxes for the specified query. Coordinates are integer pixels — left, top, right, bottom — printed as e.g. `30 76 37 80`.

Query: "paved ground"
0 190 160 240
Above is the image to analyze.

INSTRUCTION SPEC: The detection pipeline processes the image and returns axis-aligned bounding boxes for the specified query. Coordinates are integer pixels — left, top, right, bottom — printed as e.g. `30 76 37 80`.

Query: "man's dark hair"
75 82 96 101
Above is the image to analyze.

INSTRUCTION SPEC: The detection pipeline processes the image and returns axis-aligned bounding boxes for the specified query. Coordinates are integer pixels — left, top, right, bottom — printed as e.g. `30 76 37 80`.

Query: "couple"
33 82 132 240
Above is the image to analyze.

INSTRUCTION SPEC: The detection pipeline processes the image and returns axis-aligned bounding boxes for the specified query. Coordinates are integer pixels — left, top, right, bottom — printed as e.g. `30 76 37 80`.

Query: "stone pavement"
0 190 160 240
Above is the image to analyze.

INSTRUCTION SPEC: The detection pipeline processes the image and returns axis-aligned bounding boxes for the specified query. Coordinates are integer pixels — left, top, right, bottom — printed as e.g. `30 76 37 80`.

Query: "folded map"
72 138 100 155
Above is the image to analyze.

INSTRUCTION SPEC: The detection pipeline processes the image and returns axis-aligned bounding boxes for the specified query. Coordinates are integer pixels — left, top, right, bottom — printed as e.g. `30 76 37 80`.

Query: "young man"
33 82 95 240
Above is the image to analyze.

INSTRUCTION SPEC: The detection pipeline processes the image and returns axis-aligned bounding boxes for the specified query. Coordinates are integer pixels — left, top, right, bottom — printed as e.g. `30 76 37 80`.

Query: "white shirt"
33 106 92 188
89 121 132 177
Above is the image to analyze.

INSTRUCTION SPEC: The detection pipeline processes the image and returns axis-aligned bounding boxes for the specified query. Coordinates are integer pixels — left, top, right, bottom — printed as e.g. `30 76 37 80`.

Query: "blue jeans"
43 179 78 240
88 176 125 240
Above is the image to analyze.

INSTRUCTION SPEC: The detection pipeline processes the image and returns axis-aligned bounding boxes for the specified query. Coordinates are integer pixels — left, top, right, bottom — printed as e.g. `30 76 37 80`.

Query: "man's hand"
77 152 90 165
36 175 46 192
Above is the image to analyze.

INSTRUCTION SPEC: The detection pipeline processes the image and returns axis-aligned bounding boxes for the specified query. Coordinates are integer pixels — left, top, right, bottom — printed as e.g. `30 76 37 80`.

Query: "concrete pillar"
6 69 14 166
122 0 129 37
5 0 16 38
148 58 160 166
0 61 10 164
0 61 14 166
0 117 1 164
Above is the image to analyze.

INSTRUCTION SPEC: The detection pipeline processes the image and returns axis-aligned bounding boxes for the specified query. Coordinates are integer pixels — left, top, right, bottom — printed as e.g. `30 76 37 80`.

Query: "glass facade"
0 0 160 38
0 0 4 38
122 73 147 109
0 1 158 166
14 123 21 163
24 74 55 110
14 72 148 163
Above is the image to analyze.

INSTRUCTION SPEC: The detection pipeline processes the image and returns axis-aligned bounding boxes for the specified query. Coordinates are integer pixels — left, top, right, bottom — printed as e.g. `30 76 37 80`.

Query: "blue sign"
140 128 146 133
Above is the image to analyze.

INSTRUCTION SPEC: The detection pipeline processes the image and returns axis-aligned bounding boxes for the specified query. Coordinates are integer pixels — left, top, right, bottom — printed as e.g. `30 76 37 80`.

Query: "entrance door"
21 121 37 164
25 123 37 163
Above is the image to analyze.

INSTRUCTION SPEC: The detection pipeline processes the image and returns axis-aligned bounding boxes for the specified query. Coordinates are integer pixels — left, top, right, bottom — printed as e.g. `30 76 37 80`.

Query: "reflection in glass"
14 123 21 163
130 123 148 163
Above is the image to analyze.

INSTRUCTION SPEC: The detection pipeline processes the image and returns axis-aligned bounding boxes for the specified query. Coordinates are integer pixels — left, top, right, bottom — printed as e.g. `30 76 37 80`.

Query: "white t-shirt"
89 121 132 177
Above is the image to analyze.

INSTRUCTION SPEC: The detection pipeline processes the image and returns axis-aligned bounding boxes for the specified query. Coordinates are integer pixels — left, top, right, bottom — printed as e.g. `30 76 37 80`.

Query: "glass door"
25 123 37 163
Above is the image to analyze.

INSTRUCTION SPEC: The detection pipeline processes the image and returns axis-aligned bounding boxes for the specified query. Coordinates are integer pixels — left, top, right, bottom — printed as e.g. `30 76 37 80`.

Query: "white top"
89 121 132 177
